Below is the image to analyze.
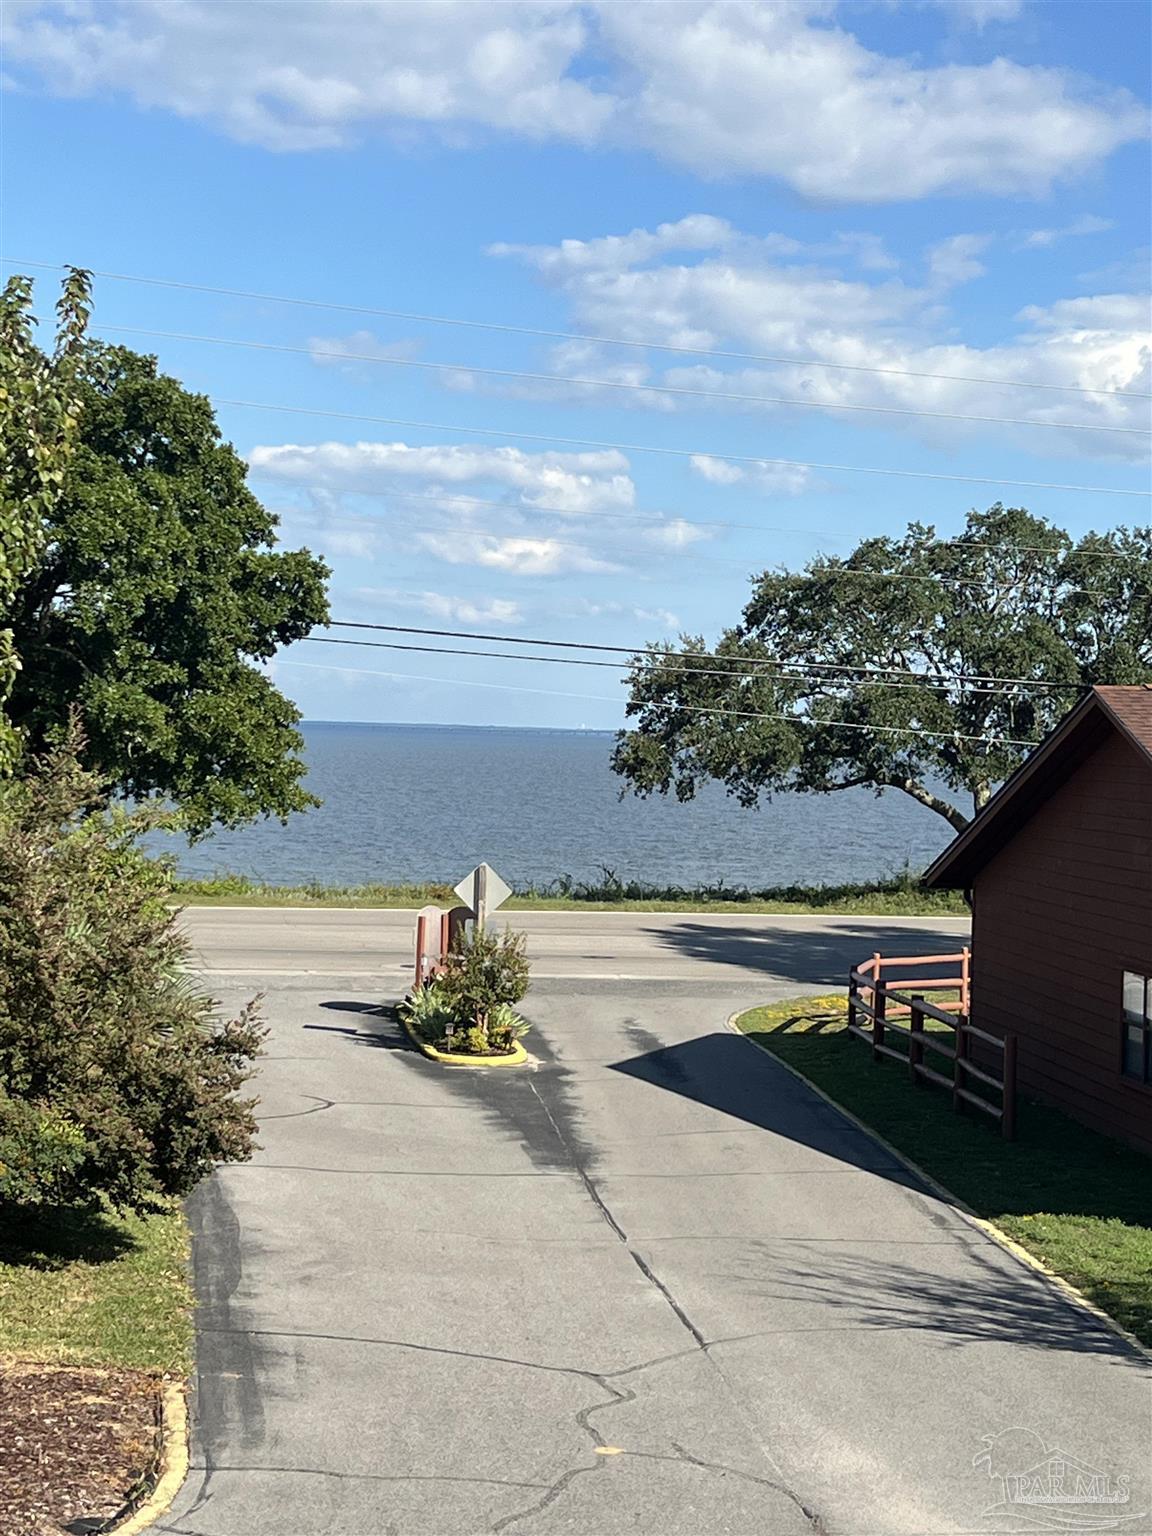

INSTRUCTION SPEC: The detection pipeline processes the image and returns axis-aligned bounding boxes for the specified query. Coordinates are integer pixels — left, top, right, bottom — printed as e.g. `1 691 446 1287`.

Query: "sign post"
453 862 513 932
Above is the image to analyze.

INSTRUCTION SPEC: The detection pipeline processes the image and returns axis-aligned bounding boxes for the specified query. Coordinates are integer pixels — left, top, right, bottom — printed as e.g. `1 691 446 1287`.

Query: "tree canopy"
0 269 91 773
612 505 1152 833
8 341 330 834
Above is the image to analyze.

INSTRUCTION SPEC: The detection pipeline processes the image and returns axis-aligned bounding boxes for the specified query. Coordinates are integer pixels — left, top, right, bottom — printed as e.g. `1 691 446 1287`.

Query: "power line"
274 481 1142 562
99 325 1149 438
325 620 1077 690
283 647 1038 746
216 397 1152 499
8 257 1148 401
304 633 1059 697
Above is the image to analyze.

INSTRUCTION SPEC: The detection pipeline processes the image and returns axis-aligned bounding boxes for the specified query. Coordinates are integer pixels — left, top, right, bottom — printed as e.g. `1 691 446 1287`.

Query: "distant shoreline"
299 719 616 736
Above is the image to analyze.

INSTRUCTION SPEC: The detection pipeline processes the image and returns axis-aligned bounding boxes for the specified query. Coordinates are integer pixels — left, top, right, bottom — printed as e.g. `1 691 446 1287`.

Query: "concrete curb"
104 1378 189 1535
726 1007 1152 1366
399 1011 528 1067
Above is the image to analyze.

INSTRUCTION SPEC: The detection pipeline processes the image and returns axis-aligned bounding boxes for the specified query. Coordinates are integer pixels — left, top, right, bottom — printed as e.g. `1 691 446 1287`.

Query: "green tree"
8 341 330 833
0 269 92 772
0 729 265 1214
612 505 1152 834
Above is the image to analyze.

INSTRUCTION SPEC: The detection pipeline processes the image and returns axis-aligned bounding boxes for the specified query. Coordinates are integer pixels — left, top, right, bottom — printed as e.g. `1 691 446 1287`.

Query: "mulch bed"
0 1364 162 1535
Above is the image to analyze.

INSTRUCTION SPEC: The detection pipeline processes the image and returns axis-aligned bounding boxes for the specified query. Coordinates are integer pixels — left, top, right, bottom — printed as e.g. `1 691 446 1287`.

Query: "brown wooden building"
924 685 1152 1154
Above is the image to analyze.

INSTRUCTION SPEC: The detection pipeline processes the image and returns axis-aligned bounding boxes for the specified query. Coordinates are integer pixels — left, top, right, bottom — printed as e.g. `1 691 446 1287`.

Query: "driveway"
163 913 1151 1534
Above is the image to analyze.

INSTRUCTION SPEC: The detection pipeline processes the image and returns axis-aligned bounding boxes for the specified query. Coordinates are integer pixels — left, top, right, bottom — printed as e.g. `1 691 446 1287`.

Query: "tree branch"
883 776 970 833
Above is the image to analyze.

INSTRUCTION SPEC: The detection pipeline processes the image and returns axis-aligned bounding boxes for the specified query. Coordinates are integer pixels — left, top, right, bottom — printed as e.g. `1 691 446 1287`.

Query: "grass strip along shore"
736 996 1152 1350
172 870 968 916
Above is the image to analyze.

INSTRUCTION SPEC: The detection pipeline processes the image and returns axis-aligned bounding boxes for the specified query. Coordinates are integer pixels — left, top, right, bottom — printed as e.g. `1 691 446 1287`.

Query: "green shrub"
400 982 457 1044
486 1002 531 1053
437 926 529 1047
0 730 266 1215
0 1090 86 1206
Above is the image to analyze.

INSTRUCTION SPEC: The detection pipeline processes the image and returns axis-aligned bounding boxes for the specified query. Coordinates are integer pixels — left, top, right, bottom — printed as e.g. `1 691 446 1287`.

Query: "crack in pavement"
186 1463 550 1489
259 1095 336 1121
519 1077 826 1533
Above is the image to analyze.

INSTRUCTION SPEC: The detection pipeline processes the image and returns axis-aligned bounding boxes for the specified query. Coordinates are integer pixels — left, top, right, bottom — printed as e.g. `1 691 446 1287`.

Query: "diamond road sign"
453 863 513 925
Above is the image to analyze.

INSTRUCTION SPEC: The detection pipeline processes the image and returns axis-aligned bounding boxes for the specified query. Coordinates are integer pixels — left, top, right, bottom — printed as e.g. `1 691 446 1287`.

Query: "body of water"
164 721 960 890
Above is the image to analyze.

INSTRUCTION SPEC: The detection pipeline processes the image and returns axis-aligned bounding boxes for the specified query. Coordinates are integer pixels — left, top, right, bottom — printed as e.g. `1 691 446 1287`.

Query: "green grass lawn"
736 995 1152 1348
171 873 969 916
0 1200 193 1373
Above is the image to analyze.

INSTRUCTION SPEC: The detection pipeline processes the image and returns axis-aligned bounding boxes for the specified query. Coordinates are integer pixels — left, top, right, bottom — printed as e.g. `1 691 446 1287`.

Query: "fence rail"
847 949 1016 1140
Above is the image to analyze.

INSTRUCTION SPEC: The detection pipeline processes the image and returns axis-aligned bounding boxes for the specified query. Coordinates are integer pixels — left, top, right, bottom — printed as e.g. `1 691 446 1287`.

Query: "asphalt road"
162 911 1152 1535
180 906 975 988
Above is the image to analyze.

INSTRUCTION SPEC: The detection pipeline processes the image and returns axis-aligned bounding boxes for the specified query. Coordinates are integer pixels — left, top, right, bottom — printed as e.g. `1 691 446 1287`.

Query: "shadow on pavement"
608 1032 1144 1367
643 920 969 984
718 1241 1139 1362
609 1030 906 1169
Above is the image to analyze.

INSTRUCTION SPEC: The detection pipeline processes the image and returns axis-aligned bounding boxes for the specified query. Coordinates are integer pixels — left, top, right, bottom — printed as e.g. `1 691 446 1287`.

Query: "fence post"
961 946 971 1018
872 978 887 1063
414 913 428 991
1001 1033 1017 1140
909 995 924 1084
847 970 857 1034
953 1021 969 1115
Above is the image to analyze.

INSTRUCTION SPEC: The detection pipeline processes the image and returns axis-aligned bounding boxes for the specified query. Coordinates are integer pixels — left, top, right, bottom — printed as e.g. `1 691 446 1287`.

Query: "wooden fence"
847 950 1017 1140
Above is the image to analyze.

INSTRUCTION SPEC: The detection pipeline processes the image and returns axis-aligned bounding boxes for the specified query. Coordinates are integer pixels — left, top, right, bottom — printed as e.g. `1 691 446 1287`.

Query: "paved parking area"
163 916 1151 1535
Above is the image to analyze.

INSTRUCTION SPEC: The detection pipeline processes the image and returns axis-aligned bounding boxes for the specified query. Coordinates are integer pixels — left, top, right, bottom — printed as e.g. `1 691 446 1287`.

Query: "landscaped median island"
399 924 532 1065
735 996 1152 1349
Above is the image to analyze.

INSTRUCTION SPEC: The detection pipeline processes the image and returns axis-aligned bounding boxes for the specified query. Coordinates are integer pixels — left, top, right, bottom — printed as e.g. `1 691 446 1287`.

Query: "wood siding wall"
971 730 1152 1154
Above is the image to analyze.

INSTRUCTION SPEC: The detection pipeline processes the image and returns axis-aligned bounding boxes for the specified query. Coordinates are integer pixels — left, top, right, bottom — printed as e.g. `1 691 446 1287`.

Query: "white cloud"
491 216 1151 459
644 517 712 549
355 588 524 624
248 439 636 513
926 233 992 291
598 3 1144 199
919 0 1024 22
3 1 1142 200
308 330 423 370
689 454 745 485
690 456 815 494
489 214 744 275
558 597 680 629
417 532 617 576
1017 214 1115 250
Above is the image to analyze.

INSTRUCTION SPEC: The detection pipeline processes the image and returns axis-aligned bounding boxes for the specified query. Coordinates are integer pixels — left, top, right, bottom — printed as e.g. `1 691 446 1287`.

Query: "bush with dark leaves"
0 731 265 1213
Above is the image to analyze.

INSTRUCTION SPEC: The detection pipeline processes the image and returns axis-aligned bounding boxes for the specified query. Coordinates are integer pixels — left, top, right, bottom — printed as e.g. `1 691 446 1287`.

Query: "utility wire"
216 397 1152 498
269 482 1143 561
305 634 1063 697
8 257 1148 401
286 646 1039 746
99 325 1149 438
324 620 1078 690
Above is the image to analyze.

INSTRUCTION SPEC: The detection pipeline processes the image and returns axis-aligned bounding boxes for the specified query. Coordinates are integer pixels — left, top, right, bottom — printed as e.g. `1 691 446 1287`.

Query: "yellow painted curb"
105 1378 189 1534
400 1011 528 1067
727 1007 1152 1366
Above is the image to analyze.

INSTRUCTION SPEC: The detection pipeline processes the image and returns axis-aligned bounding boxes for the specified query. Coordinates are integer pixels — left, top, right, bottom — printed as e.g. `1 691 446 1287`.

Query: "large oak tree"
8 342 330 834
612 505 1152 834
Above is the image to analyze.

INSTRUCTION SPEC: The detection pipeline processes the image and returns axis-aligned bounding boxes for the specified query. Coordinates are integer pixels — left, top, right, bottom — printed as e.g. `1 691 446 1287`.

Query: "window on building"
1122 973 1151 1083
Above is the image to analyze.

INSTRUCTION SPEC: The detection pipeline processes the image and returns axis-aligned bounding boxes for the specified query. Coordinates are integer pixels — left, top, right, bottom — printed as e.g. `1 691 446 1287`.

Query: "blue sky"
3 0 1149 729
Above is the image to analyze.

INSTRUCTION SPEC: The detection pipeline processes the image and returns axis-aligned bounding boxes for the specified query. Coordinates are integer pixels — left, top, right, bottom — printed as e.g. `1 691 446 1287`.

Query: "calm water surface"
166 721 958 889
